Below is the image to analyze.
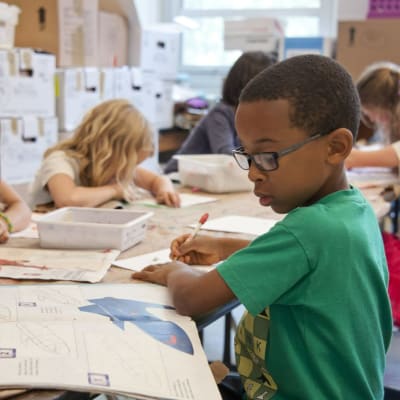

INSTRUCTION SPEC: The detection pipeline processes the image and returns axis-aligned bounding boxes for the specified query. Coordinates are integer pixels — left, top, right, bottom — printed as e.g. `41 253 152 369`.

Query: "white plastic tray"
37 207 153 251
174 154 253 193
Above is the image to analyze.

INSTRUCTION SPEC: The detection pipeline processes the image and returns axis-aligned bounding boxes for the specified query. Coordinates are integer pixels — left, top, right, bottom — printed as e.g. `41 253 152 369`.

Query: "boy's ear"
326 129 353 164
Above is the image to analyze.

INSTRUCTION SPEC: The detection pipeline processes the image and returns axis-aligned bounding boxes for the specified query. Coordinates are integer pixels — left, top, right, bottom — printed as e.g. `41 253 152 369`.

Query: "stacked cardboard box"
2 0 181 173
0 48 58 184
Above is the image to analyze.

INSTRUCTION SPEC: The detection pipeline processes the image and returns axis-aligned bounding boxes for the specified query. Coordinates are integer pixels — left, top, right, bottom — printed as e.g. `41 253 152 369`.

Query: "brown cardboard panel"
3 0 59 55
337 19 400 80
98 11 128 67
3 0 98 67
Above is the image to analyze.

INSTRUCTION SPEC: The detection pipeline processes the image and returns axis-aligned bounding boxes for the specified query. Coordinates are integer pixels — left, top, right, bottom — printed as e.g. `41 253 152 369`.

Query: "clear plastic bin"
37 207 153 251
174 154 253 193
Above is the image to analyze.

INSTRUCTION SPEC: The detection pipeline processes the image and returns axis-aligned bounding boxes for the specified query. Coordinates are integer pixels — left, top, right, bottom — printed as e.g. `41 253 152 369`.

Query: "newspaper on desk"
0 247 120 282
0 283 221 400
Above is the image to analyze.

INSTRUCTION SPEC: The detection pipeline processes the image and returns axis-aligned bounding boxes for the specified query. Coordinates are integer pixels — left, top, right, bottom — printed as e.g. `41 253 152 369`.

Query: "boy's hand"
170 234 221 265
132 261 185 286
156 190 181 208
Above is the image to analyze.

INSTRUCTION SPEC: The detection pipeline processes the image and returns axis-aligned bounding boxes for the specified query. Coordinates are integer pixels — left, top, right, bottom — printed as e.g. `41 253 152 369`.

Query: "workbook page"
0 284 221 400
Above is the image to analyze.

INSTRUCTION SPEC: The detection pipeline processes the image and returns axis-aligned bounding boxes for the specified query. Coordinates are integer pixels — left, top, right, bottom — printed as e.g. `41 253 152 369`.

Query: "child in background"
133 55 392 399
346 62 400 169
0 181 31 243
164 51 277 173
345 62 400 329
29 99 180 209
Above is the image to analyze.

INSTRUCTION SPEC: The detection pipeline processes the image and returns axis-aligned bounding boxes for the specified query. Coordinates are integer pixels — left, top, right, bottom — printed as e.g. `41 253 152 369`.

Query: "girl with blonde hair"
346 62 400 169
29 99 180 209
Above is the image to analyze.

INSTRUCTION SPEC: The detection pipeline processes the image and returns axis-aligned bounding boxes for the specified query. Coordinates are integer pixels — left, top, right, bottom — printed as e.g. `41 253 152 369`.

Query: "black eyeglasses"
232 132 326 172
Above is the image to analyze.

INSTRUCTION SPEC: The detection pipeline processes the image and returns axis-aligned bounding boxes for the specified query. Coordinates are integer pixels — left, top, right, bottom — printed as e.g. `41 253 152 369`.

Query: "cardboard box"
56 68 100 131
99 1 180 79
152 78 174 129
336 19 400 80
99 0 141 67
99 68 115 101
0 48 55 117
224 18 284 52
4 0 98 67
0 116 58 184
139 25 180 79
98 11 128 67
0 2 20 49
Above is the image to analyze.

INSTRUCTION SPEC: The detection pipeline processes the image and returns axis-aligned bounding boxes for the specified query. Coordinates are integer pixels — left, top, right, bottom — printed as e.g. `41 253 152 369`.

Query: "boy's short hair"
240 54 361 140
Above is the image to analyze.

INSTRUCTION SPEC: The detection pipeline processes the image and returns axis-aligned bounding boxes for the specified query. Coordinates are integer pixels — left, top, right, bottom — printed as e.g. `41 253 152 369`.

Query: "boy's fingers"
142 265 157 272
131 270 148 280
132 269 158 282
179 240 198 254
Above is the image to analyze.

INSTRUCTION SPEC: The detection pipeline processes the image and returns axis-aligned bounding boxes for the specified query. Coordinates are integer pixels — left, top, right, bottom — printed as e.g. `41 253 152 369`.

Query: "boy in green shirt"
133 55 392 399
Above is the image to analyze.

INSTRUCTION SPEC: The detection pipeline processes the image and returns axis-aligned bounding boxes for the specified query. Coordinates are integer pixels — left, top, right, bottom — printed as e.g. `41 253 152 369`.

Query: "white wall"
134 0 162 25
338 0 368 20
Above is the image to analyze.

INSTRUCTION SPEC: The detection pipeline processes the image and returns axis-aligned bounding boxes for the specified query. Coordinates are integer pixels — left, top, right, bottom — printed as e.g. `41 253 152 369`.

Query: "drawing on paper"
0 258 47 270
17 323 71 355
0 305 11 321
32 287 81 305
79 297 194 355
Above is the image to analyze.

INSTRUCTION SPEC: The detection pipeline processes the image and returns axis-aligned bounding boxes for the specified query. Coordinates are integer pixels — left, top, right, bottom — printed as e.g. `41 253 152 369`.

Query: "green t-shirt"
218 187 392 400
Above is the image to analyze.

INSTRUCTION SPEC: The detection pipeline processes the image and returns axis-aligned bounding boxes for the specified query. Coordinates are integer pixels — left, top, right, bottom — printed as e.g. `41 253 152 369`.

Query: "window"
162 0 337 96
167 0 337 68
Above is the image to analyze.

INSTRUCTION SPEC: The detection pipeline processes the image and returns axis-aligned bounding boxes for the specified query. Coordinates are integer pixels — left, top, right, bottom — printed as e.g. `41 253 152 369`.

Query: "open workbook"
0 283 221 400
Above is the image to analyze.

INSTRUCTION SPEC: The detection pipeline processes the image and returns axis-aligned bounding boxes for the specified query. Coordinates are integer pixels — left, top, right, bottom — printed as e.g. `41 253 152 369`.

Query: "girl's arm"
0 181 31 242
134 167 180 207
47 174 124 208
205 106 237 153
345 146 399 169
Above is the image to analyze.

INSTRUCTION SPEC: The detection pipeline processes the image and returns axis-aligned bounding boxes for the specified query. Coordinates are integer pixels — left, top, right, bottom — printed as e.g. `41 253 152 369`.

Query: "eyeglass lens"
234 152 277 171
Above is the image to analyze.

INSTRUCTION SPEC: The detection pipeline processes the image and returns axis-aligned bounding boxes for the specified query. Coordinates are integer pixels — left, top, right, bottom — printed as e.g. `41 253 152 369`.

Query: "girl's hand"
156 190 181 208
170 234 221 265
111 182 126 200
0 219 9 243
345 148 361 169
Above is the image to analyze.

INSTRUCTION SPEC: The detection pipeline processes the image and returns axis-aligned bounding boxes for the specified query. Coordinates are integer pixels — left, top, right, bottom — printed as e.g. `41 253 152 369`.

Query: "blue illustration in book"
79 297 194 355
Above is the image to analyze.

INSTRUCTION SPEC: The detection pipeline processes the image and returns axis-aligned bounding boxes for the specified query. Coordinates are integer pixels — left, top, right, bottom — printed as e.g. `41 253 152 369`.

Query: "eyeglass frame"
232 131 328 172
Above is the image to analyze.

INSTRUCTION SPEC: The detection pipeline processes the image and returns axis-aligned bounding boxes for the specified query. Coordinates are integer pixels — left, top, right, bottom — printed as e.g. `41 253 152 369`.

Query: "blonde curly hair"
45 99 154 188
